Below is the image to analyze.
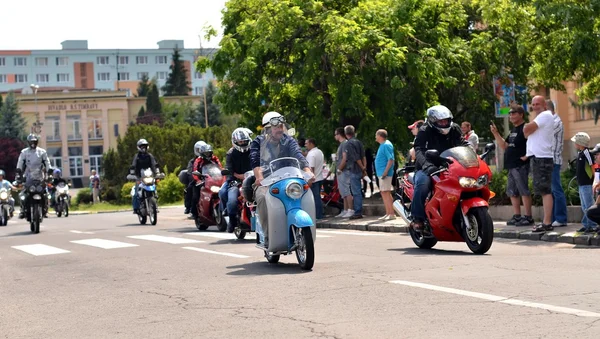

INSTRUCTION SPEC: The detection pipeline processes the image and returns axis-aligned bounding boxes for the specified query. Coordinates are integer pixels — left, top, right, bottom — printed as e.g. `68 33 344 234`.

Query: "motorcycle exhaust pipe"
393 199 411 225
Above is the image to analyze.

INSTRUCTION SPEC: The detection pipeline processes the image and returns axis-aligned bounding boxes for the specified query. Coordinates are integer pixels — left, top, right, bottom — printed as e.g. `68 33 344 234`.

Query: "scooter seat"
407 173 415 184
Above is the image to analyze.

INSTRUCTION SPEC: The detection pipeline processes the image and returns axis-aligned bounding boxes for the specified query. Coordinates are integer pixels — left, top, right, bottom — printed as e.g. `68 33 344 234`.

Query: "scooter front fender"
461 197 489 215
287 208 313 228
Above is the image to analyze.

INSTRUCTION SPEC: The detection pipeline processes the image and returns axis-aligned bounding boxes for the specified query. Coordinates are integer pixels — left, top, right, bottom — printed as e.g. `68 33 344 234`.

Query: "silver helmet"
137 139 149 152
231 128 253 152
426 105 453 135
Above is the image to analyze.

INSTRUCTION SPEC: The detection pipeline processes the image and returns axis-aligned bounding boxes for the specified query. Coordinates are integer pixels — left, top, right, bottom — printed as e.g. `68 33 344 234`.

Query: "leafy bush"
74 188 93 206
157 167 185 204
121 182 135 203
100 186 120 203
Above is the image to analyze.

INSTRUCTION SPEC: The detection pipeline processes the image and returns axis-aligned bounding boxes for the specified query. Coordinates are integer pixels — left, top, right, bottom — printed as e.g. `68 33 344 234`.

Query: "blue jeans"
349 172 363 215
310 181 324 219
132 183 140 210
412 170 432 221
219 182 240 217
551 164 568 224
579 185 597 229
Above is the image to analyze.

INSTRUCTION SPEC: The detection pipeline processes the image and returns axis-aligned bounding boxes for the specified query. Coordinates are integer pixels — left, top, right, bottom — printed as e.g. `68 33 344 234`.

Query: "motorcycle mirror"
192 171 201 176
485 143 496 152
221 169 231 176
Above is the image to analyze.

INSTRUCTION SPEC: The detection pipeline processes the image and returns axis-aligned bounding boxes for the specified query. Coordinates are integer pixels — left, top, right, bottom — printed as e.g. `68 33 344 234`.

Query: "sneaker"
386 215 396 220
516 216 534 226
349 214 363 220
506 214 522 226
336 210 347 218
532 223 554 232
184 208 190 214
378 215 388 220
342 210 355 218
552 221 567 227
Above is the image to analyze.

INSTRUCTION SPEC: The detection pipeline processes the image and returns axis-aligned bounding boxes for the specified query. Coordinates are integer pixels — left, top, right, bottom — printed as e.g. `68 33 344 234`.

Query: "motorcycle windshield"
202 163 223 181
262 157 308 186
440 146 480 168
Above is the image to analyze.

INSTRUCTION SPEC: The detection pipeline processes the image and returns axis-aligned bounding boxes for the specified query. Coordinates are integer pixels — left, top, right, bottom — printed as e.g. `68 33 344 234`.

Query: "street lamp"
29 84 43 135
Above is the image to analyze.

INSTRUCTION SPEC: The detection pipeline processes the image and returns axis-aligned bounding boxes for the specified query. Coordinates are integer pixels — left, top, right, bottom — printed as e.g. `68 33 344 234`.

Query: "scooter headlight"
0 191 8 200
285 182 304 200
210 186 220 193
143 177 154 185
459 177 478 188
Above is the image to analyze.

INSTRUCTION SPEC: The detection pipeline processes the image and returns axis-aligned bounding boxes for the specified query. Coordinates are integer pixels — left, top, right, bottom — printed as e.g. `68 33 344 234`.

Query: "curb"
316 219 600 247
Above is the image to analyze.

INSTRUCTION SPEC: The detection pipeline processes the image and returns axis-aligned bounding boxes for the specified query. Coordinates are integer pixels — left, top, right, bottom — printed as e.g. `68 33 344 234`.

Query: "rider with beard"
250 111 314 247
191 142 223 219
16 134 52 219
411 105 470 231
130 139 158 214
219 128 253 233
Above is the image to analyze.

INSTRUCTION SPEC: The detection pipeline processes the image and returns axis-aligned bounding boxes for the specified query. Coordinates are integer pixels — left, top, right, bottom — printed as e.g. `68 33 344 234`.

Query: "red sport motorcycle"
192 163 227 231
393 144 496 254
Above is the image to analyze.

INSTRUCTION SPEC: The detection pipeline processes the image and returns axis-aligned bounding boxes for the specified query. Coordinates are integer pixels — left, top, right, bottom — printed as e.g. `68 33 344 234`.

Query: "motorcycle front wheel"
30 205 41 234
294 226 315 270
214 204 227 232
148 197 158 226
0 207 7 226
234 227 246 240
463 206 494 254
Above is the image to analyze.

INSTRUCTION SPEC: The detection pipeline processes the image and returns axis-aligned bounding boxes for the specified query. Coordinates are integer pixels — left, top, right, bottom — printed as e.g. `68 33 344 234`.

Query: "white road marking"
127 235 203 244
318 230 390 236
12 244 70 256
390 280 600 318
70 230 95 234
182 247 250 258
71 239 139 249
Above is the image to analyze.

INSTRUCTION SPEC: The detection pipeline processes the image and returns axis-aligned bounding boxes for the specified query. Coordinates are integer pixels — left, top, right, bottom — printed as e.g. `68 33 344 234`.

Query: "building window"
118 72 130 81
194 87 204 96
194 72 203 79
68 147 83 177
88 119 103 139
114 124 119 137
35 57 48 66
97 72 110 82
89 146 104 175
156 56 168 64
0 75 6 83
45 119 60 141
14 57 27 67
97 56 109 65
137 72 149 80
156 72 167 80
136 56 148 64
15 74 28 83
67 117 82 140
0 57 5 66
118 56 129 65
56 57 69 66
57 73 70 83
47 147 62 170
36 74 49 83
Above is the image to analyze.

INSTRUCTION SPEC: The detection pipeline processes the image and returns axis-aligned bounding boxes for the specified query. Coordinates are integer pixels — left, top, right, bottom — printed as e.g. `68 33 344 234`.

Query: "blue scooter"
247 157 316 270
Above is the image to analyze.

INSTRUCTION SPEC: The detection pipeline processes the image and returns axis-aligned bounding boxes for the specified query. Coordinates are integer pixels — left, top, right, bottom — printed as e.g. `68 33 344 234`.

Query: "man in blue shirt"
375 129 396 220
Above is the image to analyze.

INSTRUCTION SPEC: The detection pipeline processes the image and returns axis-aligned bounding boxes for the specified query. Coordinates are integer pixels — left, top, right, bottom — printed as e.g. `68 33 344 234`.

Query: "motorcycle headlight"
459 177 478 188
285 182 304 200
143 177 154 185
210 186 220 193
0 192 8 200
37 185 44 192
58 187 67 194
29 186 36 193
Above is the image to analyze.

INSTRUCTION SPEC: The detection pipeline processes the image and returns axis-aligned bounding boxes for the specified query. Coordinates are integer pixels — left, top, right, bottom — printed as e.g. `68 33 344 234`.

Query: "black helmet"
426 105 453 135
27 134 39 148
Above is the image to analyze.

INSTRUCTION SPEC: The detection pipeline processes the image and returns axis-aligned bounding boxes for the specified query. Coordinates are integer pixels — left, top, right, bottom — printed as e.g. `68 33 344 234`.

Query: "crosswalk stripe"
71 239 139 249
127 235 203 244
12 244 70 256
182 247 250 258
70 230 95 234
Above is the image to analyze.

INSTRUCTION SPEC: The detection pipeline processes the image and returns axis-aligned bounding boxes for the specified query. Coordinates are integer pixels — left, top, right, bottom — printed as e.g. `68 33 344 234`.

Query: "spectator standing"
306 138 325 220
334 127 353 218
344 125 366 220
584 143 600 230
374 129 395 220
89 169 100 204
490 106 534 226
525 95 555 232
461 121 479 152
547 100 568 227
571 132 597 232
363 148 376 198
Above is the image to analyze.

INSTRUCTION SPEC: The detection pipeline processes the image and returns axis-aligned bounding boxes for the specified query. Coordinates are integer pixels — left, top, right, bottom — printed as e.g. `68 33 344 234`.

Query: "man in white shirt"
306 138 325 219
461 121 479 152
524 95 555 232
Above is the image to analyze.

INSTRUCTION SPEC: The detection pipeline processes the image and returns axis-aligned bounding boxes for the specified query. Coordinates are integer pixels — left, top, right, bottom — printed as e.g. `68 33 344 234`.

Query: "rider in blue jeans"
411 105 470 231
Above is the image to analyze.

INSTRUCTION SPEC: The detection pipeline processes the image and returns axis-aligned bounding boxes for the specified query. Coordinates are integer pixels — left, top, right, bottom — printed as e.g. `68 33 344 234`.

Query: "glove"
424 166 439 176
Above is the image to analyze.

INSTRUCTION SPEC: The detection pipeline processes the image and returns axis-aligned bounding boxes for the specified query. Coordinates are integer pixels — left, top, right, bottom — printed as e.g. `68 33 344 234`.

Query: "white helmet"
194 141 206 157
426 105 453 135
262 111 285 127
232 128 253 152
137 139 149 152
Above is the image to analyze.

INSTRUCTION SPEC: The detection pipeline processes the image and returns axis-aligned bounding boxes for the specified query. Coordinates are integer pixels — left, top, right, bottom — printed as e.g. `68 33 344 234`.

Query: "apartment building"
0 40 216 96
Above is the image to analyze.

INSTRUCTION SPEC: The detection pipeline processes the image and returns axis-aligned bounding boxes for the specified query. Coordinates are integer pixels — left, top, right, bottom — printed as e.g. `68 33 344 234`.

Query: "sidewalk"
316 216 600 247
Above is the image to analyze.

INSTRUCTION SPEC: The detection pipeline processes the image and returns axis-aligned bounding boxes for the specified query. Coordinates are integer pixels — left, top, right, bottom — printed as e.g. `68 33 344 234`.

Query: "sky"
1 0 227 50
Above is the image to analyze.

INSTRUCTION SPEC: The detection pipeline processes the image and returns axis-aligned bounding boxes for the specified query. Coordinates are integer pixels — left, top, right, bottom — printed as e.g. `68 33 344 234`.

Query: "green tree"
162 100 197 124
191 82 222 127
136 74 154 97
137 106 146 117
0 94 3 110
162 48 192 96
0 92 27 140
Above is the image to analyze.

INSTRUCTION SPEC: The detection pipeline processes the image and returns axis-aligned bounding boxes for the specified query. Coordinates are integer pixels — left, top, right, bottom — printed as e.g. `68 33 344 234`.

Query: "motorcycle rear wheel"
195 217 209 230
463 206 494 254
214 205 227 232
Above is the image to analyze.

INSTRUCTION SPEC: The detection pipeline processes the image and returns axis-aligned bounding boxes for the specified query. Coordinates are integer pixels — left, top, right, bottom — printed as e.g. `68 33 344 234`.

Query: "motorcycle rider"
250 111 314 247
183 141 203 215
411 105 470 231
219 128 253 233
0 169 16 216
49 168 69 208
130 139 158 214
16 134 52 219
191 141 223 219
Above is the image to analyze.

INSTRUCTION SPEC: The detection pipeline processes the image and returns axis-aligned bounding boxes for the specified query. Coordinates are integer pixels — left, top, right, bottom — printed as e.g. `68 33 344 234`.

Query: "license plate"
33 194 41 200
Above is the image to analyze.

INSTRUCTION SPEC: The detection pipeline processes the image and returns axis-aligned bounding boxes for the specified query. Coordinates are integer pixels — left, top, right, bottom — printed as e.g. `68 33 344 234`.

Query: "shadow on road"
0 231 35 237
389 247 482 256
226 261 310 276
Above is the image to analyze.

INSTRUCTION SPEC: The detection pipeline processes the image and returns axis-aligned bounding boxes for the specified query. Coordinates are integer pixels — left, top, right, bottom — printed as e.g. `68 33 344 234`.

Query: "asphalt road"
1 209 599 339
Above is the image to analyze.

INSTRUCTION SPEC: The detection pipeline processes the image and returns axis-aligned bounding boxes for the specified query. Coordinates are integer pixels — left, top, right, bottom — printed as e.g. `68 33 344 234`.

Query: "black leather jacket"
414 123 469 172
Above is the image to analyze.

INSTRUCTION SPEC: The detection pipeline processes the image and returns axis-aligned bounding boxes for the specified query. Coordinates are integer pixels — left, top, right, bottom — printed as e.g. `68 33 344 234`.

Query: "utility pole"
199 35 208 128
